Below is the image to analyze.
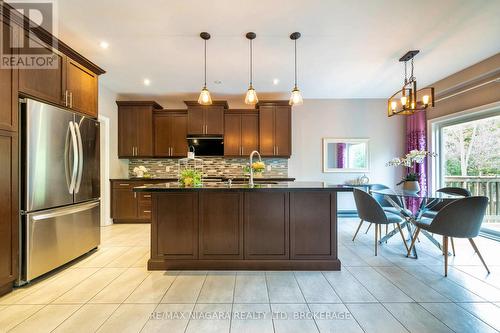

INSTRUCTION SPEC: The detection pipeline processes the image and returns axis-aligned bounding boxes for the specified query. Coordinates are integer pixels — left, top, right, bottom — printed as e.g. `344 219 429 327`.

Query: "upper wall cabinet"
185 101 228 136
18 30 65 106
117 101 163 158
154 111 188 157
65 58 98 117
258 101 292 157
0 23 18 132
15 24 102 118
224 111 259 156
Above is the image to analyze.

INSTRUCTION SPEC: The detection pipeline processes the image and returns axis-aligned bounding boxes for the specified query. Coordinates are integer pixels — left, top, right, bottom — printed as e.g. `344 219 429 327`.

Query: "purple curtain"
337 143 347 168
406 110 428 212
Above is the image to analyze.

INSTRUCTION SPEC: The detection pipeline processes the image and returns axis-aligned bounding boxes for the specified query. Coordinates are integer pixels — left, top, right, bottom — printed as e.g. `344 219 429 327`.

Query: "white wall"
98 83 128 226
99 83 128 178
288 99 405 209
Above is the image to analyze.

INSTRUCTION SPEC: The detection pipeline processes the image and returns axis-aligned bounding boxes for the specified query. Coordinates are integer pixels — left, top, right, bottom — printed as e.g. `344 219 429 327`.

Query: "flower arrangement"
179 168 202 187
387 150 436 186
133 166 151 178
243 161 266 175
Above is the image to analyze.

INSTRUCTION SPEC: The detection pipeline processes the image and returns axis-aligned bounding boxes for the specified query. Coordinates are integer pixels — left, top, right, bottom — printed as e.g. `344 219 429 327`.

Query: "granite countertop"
133 181 354 192
111 176 296 182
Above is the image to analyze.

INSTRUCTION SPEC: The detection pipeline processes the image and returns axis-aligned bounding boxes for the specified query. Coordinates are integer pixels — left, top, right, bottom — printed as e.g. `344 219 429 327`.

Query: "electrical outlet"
165 166 171 172
266 165 272 171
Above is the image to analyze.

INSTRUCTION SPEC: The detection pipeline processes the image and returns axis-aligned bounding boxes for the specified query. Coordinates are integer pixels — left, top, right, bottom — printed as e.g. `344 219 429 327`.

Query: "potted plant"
243 161 266 178
179 169 202 187
387 150 436 193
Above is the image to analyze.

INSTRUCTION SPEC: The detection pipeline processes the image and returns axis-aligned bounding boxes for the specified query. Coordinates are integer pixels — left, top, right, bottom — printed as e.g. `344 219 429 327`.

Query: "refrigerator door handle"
31 201 100 221
68 121 79 194
74 121 84 193
64 122 72 192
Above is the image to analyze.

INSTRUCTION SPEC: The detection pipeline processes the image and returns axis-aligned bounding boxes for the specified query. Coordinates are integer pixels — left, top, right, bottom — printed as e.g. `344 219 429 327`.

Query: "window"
430 105 500 238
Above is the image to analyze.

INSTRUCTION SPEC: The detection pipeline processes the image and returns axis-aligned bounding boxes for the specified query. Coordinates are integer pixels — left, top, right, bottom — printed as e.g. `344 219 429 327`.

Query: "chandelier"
388 50 434 117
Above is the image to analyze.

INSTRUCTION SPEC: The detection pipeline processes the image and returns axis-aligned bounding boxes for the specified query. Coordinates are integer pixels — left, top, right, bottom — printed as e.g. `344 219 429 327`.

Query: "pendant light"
289 32 303 106
198 32 212 105
387 50 434 117
244 32 258 105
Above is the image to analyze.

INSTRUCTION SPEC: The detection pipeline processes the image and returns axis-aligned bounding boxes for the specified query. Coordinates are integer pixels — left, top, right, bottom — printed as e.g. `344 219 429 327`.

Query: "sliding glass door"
436 112 499 237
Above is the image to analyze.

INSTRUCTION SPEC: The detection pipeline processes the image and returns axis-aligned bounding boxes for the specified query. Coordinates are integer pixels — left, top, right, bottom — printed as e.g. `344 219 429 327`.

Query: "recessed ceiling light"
214 80 222 84
143 78 151 86
99 41 109 49
272 78 280 85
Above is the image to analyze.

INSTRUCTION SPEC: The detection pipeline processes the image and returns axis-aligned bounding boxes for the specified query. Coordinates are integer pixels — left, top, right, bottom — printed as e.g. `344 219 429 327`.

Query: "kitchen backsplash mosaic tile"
128 157 288 178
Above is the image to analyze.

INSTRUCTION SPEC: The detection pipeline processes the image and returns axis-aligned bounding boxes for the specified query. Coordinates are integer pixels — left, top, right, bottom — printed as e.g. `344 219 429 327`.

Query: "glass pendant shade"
289 87 303 106
198 87 212 105
245 85 258 105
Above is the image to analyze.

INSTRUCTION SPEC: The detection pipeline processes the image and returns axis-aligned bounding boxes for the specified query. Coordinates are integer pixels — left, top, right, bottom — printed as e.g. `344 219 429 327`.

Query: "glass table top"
371 188 464 199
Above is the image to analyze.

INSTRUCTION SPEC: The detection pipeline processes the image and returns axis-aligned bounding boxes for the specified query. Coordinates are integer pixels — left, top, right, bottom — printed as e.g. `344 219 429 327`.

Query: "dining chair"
353 184 409 241
423 187 471 255
407 196 489 276
353 189 409 255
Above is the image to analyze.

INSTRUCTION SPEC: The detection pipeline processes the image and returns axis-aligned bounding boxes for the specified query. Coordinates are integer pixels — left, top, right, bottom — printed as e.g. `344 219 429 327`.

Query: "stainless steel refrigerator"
19 98 100 284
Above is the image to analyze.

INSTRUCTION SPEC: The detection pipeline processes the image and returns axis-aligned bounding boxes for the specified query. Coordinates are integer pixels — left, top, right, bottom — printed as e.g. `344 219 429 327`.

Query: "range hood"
187 135 224 156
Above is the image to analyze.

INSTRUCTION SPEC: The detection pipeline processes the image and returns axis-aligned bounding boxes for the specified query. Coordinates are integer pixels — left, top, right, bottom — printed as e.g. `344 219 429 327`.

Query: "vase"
403 181 420 193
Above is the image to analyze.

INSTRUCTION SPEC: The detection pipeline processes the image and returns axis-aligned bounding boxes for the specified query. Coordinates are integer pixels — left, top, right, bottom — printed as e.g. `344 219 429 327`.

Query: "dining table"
370 188 464 258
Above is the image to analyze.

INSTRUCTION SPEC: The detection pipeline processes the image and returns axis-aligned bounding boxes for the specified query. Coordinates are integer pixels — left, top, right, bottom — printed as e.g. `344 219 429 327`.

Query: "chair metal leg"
450 238 456 256
396 223 409 253
365 223 372 234
407 227 421 257
352 220 364 242
385 225 388 243
443 236 448 277
468 238 490 274
374 224 378 256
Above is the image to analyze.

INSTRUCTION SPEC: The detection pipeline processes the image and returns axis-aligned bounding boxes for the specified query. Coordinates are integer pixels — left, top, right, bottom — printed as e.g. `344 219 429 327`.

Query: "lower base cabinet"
110 180 168 223
0 131 18 295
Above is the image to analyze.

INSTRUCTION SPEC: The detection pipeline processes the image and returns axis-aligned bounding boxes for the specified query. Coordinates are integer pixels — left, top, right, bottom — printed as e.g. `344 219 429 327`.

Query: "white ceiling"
54 0 500 99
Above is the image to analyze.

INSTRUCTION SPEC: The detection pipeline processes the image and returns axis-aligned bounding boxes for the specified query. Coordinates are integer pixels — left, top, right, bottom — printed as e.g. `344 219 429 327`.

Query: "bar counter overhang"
134 182 354 271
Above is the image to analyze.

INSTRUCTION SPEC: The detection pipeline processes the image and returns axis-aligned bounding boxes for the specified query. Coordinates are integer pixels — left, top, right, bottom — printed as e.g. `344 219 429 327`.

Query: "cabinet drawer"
112 182 135 189
139 193 152 203
138 202 152 220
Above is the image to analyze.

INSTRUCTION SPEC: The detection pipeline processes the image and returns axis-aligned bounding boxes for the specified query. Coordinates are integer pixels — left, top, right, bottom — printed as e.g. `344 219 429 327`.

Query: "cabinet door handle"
134 192 136 198
143 210 151 213
136 147 139 156
119 183 130 186
64 90 68 106
69 92 73 108
143 195 151 198
273 146 276 155
276 146 279 155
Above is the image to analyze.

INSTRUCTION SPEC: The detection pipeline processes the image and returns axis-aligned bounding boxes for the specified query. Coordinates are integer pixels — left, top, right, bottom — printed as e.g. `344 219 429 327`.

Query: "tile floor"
1 219 500 332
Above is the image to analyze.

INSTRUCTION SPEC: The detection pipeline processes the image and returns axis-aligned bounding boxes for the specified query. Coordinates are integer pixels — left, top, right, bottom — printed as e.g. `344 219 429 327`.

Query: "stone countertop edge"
133 181 355 192
110 177 297 181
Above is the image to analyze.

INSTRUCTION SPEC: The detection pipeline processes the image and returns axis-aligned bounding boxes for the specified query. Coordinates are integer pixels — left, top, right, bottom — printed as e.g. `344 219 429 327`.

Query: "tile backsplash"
129 157 288 178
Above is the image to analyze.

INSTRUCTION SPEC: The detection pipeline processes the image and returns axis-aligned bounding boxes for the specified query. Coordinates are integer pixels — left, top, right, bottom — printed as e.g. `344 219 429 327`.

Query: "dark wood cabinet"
258 101 292 157
117 101 163 158
186 101 227 135
0 23 18 132
244 192 289 259
17 31 101 118
110 180 168 223
18 30 65 106
65 58 98 117
224 111 259 156
0 131 18 296
199 192 243 259
154 111 188 157
290 192 337 259
154 193 199 259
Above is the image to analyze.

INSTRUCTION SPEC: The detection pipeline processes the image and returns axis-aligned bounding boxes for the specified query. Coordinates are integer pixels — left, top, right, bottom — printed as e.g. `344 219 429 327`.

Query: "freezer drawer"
22 201 100 282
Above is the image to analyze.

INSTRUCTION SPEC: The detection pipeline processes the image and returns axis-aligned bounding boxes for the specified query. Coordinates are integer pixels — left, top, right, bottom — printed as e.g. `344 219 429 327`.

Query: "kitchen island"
134 182 353 270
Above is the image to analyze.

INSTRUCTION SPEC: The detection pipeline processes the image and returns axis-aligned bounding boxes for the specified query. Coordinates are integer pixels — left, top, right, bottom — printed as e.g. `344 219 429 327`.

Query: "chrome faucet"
249 150 262 187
